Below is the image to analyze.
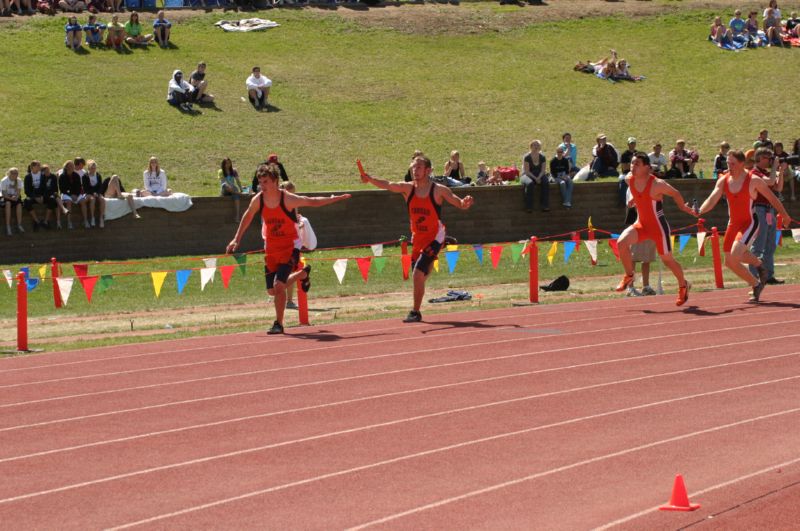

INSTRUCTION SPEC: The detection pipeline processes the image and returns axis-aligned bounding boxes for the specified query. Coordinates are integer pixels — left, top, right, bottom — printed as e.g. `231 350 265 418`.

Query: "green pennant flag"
96 275 114 294
511 243 524 263
234 253 247 276
373 256 387 274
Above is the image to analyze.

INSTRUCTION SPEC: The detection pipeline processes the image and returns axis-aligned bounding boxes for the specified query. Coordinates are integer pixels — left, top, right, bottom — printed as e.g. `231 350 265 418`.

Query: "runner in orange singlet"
360 155 474 322
697 149 790 302
227 164 350 335
615 153 698 306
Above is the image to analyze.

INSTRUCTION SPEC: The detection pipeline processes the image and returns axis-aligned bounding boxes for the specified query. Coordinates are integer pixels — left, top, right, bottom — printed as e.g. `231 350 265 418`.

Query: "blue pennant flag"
678 234 691 253
445 250 460 274
176 269 191 294
26 278 39 292
563 241 576 263
776 231 781 246
19 266 30 280
472 244 483 265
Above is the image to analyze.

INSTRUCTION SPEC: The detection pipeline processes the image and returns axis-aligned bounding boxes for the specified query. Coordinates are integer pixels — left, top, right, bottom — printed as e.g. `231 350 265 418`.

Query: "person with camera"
748 148 787 287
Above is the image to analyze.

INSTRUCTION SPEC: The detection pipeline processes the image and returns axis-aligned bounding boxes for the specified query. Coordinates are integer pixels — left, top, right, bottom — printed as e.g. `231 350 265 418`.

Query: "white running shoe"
626 286 642 297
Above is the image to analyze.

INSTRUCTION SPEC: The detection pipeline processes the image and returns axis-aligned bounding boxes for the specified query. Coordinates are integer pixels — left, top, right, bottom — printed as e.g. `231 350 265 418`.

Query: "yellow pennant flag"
670 235 676 252
445 244 458 252
38 265 48 280
151 272 168 298
433 259 439 272
547 241 558 265
587 216 594 232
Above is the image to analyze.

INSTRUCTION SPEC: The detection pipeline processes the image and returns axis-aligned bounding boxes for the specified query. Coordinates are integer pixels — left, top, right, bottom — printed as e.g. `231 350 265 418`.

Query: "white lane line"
594 457 800 530
4 321 797 431
106 385 800 530
3 356 799 507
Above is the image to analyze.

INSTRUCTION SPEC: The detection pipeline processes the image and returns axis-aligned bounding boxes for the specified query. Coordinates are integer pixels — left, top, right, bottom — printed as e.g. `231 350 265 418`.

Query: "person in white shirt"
141 156 172 197
1 167 24 236
246 66 271 110
167 70 196 112
648 142 668 178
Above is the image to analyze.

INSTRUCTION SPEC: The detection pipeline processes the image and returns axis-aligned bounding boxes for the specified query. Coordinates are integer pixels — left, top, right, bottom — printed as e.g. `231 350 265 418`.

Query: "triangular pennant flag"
57 277 74 306
202 257 217 269
678 234 690 253
370 244 383 257
220 265 235 289
356 257 371 282
79 275 99 302
176 269 191 294
26 278 39 292
490 246 503 269
792 228 800 243
20 266 30 280
374 256 387 274
608 239 620 261
151 272 167 298
445 244 458 252
546 241 558 265
38 265 48 280
233 254 247 276
200 268 215 291
670 235 676 253
445 250 460 274
97 275 114 294
511 243 524 263
333 258 348 284
563 241 576 263
584 240 598 263
401 254 411 280
473 244 484 265
3 270 12 288
73 264 88 278
697 231 707 253
776 230 781 247
433 258 439 273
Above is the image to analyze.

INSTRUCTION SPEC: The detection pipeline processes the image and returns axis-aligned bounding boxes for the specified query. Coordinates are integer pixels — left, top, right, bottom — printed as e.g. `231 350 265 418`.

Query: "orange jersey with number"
630 174 672 255
407 184 443 239
260 191 299 250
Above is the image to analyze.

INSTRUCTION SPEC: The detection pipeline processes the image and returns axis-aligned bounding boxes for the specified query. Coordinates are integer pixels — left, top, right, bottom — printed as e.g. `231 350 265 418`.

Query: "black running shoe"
267 320 284 335
756 265 769 286
402 310 422 323
300 264 311 293
749 282 765 303
766 277 784 285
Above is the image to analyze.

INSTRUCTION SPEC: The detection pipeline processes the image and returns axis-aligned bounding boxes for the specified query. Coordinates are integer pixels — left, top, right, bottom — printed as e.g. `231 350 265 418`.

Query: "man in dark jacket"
23 160 58 230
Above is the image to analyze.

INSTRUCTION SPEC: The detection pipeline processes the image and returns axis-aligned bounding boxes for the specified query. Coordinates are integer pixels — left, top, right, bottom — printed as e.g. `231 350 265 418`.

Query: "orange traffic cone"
659 474 701 511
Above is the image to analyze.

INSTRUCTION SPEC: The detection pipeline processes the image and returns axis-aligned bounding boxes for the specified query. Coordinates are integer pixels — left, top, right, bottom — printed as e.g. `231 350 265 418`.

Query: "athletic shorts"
264 246 300 290
634 216 671 256
411 238 443 276
723 217 759 253
62 193 86 204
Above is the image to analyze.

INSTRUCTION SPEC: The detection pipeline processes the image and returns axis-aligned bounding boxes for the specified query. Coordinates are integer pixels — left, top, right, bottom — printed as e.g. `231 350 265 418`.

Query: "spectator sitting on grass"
23 161 57 230
153 10 171 48
589 133 619 180
729 9 747 38
763 8 783 46
65 15 82 50
1 168 24 236
550 145 574 208
103 174 141 219
125 12 153 47
189 61 214 104
219 157 243 223
713 141 730 179
611 57 644 81
81 159 105 228
167 70 195 111
786 12 800 37
106 14 125 49
667 139 698 178
753 129 773 151
246 66 271 110
9 0 34 15
141 156 172 197
648 142 668 178
709 16 734 47
83 14 105 47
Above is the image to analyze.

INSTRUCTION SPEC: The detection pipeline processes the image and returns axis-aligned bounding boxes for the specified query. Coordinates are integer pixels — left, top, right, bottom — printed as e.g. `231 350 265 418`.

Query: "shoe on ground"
766 277 784 285
676 280 690 306
750 282 765 303
626 286 642 297
267 320 284 335
641 286 657 296
285 301 298 310
300 264 311 293
403 310 422 323
17 224 24 233
756 265 769 286
615 274 634 292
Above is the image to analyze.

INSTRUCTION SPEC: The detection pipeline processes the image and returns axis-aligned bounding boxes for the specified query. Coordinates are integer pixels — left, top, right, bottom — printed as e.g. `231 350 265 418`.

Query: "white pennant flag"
697 231 707 252
333 259 348 284
57 277 74 306
583 240 598 263
792 228 800 243
202 258 217 282
371 244 383 257
200 267 215 291
3 270 12 288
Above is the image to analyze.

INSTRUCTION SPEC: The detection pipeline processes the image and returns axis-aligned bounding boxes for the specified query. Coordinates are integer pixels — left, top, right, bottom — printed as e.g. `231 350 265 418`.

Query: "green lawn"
1 6 799 196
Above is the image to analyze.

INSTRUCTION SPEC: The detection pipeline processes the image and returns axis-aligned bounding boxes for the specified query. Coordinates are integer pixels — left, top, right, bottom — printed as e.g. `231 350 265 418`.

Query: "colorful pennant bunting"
220 265 235 288
473 244 484 265
546 241 558 265
401 255 411 280
584 240 598 263
26 278 39 292
79 275 99 302
3 270 12 288
333 259 348 284
38 265 48 280
200 268 214 291
176 269 191 294
371 244 383 257
151 272 167 298
678 234 690 253
490 246 503 269
97 275 114 295
511 243 524 264
73 264 88 278
374 256 387 274
233 254 247 276
356 257 371 282
608 239 620 261
56 277 74 305
445 250 460 274
563 241 576 263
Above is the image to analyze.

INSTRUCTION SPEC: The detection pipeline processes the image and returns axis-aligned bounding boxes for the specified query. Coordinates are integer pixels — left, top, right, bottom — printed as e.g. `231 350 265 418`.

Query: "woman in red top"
361 155 474 323
698 150 790 302
615 153 697 306
227 164 350 335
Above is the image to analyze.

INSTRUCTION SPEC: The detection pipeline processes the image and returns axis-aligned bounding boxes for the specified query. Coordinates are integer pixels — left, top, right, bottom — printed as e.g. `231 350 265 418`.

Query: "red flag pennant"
356 257 371 282
73 263 89 278
79 275 99 303
608 239 620 261
571 231 581 252
401 255 411 280
490 245 503 269
220 265 235 289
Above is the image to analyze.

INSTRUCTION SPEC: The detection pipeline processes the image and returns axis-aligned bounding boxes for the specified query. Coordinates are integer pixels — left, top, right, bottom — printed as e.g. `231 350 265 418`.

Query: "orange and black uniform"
261 190 301 289
721 172 758 252
407 184 445 274
629 174 672 255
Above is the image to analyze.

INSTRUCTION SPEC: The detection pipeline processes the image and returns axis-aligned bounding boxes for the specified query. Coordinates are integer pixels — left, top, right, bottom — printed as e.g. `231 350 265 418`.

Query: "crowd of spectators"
709 3 800 48
63 11 166 50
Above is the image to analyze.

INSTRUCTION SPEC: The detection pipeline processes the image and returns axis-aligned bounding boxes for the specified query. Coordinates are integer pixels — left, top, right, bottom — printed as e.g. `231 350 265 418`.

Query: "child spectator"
189 62 214 104
103 174 141 218
648 142 668 178
753 129 773 151
153 10 172 48
557 133 579 177
141 156 172 197
106 14 125 50
83 14 106 47
57 160 86 230
125 12 153 47
623 187 657 297
65 15 83 51
82 159 105 228
713 141 730 179
23 161 57 230
246 66 271 110
549 146 574 208
1 168 24 236
475 161 491 186
219 157 243 223
167 70 195 111
729 9 746 37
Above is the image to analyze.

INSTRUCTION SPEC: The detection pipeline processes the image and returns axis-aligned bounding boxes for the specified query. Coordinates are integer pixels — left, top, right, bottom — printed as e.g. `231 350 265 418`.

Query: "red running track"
1 285 799 530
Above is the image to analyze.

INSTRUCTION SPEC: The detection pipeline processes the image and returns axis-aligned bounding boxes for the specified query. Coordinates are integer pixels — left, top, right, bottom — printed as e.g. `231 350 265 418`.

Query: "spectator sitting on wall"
57 159 86 230
442 150 471 187
42 165 69 229
81 159 105 228
550 145 574 208
618 137 638 206
189 61 215 104
219 157 243 223
774 142 793 201
141 156 172 197
521 139 550 213
252 152 288 192
246 66 271 110
648 142 668 178
666 139 699 178
557 132 579 178
103 174 141 219
167 69 196 112
475 161 503 186
589 133 619 180
713 141 730 179
1 168 24 236
23 160 57 231
153 10 172 48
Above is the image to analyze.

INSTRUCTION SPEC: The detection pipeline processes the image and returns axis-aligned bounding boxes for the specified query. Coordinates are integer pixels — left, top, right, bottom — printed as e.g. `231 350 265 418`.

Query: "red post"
528 236 539 303
297 261 309 326
697 219 706 257
710 227 724 289
16 272 28 352
400 236 410 281
777 214 783 247
51 257 62 309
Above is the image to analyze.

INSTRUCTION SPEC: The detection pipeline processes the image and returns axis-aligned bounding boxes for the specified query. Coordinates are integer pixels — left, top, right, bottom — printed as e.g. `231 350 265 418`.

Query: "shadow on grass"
200 101 223 112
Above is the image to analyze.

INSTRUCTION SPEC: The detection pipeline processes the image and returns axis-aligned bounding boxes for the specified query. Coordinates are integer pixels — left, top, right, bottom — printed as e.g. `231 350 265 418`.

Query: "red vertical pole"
528 236 539 303
51 257 62 309
17 272 28 352
711 227 724 289
697 219 706 257
400 236 410 281
297 261 309 326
